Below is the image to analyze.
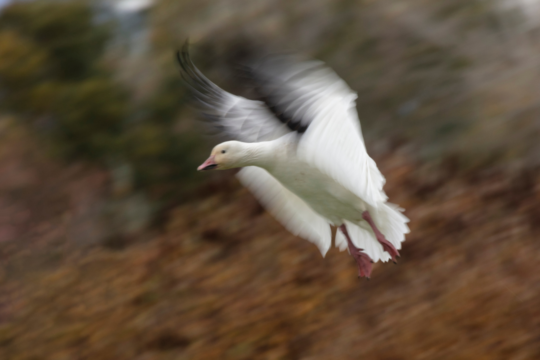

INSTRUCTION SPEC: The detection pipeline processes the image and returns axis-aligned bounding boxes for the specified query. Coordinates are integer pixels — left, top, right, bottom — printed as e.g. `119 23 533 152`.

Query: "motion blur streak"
0 0 539 359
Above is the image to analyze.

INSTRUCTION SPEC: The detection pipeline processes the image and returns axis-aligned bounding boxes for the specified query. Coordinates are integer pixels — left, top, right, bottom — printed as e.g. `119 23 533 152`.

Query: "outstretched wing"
177 44 293 142
179 45 397 259
248 55 387 207
237 166 332 256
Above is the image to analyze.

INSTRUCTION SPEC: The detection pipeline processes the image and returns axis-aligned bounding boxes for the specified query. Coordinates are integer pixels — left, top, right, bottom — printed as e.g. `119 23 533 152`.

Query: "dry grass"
0 126 539 359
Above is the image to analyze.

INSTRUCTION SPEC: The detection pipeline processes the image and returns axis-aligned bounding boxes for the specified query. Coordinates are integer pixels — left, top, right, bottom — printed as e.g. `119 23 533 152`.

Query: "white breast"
259 135 368 225
271 159 367 225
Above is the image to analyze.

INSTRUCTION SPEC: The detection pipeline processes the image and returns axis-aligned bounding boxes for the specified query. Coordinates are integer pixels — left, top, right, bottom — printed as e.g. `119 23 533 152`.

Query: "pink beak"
197 155 218 171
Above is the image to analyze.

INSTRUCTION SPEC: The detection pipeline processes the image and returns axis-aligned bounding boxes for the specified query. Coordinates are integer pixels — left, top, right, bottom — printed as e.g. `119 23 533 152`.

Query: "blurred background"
0 0 539 359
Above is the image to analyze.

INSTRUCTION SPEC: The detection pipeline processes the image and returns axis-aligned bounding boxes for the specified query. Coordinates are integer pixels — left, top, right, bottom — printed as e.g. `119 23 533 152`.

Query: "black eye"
221 150 226 154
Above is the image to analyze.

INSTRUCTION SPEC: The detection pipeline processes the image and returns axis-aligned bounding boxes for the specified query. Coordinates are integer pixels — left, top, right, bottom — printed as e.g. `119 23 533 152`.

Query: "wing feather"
237 166 332 256
249 55 387 207
176 44 291 143
179 46 401 260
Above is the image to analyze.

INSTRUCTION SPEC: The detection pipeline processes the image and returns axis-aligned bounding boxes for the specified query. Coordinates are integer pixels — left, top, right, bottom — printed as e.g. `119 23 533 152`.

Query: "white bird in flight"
177 43 409 278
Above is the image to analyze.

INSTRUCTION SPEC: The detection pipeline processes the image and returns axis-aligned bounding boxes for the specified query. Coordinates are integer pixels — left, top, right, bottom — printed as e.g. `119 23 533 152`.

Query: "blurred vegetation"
1 0 538 206
153 0 540 164
0 1 204 206
1 127 540 359
0 1 122 160
0 0 539 359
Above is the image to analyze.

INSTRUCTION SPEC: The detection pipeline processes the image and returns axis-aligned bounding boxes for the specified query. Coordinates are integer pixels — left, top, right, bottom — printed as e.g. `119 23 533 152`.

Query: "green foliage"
0 1 123 163
0 30 48 110
144 77 188 124
0 1 109 80
119 75 204 199
0 0 201 204
50 79 127 160
0 0 529 206
122 123 203 198
0 30 47 86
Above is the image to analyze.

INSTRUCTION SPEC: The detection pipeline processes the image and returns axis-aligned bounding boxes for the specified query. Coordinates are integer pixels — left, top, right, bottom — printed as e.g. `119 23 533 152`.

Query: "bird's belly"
268 162 367 224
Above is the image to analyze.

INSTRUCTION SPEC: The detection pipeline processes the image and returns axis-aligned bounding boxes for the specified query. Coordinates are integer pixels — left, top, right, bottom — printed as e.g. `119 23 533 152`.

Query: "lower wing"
236 166 332 256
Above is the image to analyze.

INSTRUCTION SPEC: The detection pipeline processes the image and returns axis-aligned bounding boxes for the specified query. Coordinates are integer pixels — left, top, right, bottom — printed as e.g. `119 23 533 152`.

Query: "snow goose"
177 43 409 278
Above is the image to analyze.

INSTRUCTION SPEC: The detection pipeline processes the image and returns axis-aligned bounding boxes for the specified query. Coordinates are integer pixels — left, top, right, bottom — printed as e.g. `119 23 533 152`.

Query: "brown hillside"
1 124 539 359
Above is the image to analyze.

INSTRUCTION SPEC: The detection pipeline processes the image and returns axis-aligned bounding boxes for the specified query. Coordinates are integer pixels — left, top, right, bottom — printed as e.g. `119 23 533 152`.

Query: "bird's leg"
362 211 400 263
339 224 373 279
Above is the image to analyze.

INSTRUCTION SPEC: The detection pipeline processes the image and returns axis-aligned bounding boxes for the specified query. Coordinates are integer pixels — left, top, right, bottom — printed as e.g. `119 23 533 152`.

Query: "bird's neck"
239 142 275 170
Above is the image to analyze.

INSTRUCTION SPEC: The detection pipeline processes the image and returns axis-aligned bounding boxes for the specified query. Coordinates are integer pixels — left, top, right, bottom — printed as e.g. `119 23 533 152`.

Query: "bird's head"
197 141 249 171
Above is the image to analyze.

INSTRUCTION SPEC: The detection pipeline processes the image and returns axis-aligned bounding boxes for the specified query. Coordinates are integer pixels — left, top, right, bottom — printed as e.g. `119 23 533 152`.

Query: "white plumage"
177 44 409 277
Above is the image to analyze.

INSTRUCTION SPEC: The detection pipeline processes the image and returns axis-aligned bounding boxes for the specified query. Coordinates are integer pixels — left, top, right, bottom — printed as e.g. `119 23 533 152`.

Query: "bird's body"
243 134 369 225
177 43 409 278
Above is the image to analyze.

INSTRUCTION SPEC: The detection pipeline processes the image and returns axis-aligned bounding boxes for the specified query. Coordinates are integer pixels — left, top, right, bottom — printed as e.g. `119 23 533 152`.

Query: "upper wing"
297 94 388 207
236 166 332 256
178 44 387 207
249 55 387 207
176 44 292 143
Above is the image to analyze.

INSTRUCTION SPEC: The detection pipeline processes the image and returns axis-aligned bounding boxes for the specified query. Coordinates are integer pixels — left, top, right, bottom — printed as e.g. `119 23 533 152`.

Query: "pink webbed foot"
339 225 373 279
362 211 400 263
350 247 374 279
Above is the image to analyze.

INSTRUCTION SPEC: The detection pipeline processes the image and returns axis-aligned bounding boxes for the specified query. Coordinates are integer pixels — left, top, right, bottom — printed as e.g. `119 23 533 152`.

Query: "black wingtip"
176 39 191 70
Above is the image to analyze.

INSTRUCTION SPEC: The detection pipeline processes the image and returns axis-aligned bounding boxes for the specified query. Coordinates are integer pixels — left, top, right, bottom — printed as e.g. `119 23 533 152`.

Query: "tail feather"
335 203 409 263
